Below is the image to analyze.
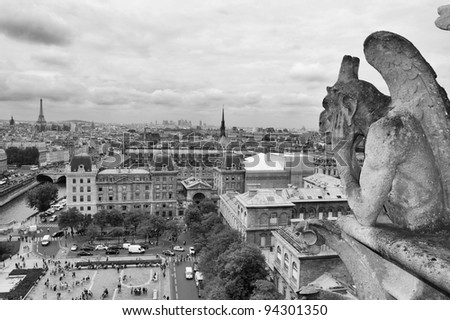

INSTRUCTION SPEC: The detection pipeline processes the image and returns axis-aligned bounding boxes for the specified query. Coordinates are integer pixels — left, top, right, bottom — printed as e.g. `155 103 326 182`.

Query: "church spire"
220 106 226 137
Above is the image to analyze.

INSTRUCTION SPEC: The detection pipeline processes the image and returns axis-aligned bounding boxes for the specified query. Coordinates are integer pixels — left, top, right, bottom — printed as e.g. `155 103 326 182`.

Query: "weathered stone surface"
436 5 450 30
295 217 450 299
321 31 450 231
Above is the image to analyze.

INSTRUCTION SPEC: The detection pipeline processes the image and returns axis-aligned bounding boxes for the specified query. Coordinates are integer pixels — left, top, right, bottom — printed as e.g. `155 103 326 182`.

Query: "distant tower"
220 106 226 137
9 116 15 126
36 99 47 131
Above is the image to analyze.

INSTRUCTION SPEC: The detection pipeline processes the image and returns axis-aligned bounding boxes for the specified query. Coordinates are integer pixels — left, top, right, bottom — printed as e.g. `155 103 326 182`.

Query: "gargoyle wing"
364 31 450 209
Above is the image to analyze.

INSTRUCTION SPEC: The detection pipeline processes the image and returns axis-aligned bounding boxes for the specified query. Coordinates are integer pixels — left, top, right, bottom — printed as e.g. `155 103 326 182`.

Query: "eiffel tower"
36 99 47 131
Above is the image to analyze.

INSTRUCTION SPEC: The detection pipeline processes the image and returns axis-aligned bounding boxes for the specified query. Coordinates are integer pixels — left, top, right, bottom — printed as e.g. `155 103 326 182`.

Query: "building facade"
66 154 98 215
219 189 295 248
96 168 152 214
269 224 352 299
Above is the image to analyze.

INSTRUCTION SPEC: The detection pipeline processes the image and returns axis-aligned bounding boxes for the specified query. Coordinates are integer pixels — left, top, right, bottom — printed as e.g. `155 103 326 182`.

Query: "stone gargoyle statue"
321 31 450 231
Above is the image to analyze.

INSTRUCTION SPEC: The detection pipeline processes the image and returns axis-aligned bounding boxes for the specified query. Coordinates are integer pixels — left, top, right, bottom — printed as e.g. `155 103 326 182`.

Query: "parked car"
106 248 120 255
52 230 65 238
173 246 185 252
49 215 57 222
94 244 108 251
107 244 121 250
162 250 175 256
193 261 199 272
70 244 78 251
189 246 196 255
81 244 95 251
77 251 93 257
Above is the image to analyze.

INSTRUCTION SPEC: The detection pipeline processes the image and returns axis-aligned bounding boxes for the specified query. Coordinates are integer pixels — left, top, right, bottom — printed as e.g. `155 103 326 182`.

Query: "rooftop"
98 168 150 175
283 186 346 201
236 188 295 208
303 173 342 189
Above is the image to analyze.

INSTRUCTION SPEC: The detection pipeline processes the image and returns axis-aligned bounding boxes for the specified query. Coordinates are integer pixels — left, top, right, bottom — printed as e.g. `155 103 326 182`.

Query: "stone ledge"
337 215 450 295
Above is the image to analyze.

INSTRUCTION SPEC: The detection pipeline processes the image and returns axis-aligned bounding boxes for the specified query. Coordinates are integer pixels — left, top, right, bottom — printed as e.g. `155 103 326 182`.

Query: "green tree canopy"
184 205 202 228
26 183 58 212
249 280 284 300
124 210 145 234
137 215 166 243
93 209 110 233
198 199 217 214
199 228 242 278
108 209 124 227
216 243 269 300
58 207 84 234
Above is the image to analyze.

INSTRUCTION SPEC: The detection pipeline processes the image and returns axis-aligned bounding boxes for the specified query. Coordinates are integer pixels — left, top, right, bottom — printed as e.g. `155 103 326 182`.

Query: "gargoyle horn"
337 55 360 83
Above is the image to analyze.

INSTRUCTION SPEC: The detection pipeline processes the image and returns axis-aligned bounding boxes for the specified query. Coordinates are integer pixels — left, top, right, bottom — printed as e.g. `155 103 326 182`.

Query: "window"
87 206 91 211
72 187 76 193
72 178 76 184
80 206 84 211
276 246 282 263
80 186 84 193
72 196 76 202
87 195 91 202
98 187 103 192
80 196 84 202
87 186 91 192
284 253 289 271
98 196 102 202
145 185 150 190
109 196 113 201
87 178 91 183
291 262 298 282
145 193 150 200
80 179 84 184
270 213 278 225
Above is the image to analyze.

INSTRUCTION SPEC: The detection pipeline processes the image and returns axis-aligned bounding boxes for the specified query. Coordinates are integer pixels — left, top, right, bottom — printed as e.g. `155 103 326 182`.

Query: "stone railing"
297 216 450 299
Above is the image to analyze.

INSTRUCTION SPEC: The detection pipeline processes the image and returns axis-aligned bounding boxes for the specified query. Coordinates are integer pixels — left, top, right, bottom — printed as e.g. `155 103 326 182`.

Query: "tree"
108 227 125 243
58 207 84 235
137 215 166 243
108 209 124 227
198 199 217 214
199 228 242 277
184 205 202 228
216 243 268 299
86 224 100 240
250 280 284 300
166 220 182 242
124 210 145 235
93 209 110 233
26 183 58 212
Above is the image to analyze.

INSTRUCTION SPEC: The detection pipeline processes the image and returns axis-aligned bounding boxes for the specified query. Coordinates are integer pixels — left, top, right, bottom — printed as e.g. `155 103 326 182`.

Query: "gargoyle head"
322 55 391 149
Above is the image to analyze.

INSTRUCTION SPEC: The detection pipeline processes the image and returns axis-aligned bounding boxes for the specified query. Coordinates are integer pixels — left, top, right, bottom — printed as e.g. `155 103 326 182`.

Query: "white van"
41 235 51 246
128 245 145 254
185 267 193 280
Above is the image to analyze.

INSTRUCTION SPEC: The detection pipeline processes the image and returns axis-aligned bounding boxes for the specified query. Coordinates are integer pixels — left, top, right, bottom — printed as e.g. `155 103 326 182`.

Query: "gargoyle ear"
342 95 358 125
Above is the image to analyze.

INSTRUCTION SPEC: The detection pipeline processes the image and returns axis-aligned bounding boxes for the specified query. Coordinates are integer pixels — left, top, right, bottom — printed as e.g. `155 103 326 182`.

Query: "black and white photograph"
0 0 448 317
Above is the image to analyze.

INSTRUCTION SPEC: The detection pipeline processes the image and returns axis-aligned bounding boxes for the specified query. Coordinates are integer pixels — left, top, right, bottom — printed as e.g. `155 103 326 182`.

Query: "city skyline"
0 1 448 128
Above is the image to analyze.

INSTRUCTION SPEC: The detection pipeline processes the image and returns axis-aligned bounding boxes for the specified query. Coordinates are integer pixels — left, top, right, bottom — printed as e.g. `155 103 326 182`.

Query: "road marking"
88 270 98 291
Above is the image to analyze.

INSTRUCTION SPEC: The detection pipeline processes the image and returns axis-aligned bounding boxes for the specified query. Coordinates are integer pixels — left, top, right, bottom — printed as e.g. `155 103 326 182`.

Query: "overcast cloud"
0 0 449 129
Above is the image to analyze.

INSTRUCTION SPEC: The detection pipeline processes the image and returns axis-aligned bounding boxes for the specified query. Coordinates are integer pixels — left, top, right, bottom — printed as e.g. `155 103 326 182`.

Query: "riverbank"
0 180 41 208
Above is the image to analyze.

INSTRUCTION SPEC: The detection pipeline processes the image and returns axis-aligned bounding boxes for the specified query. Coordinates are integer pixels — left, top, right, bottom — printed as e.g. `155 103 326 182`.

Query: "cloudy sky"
0 0 448 129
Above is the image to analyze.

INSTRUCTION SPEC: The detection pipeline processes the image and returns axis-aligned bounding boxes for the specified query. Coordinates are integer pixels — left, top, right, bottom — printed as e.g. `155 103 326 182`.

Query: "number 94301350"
264 304 327 316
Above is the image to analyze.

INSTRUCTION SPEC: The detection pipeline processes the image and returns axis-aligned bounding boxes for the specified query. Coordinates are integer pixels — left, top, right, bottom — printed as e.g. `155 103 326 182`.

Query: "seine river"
0 182 67 225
